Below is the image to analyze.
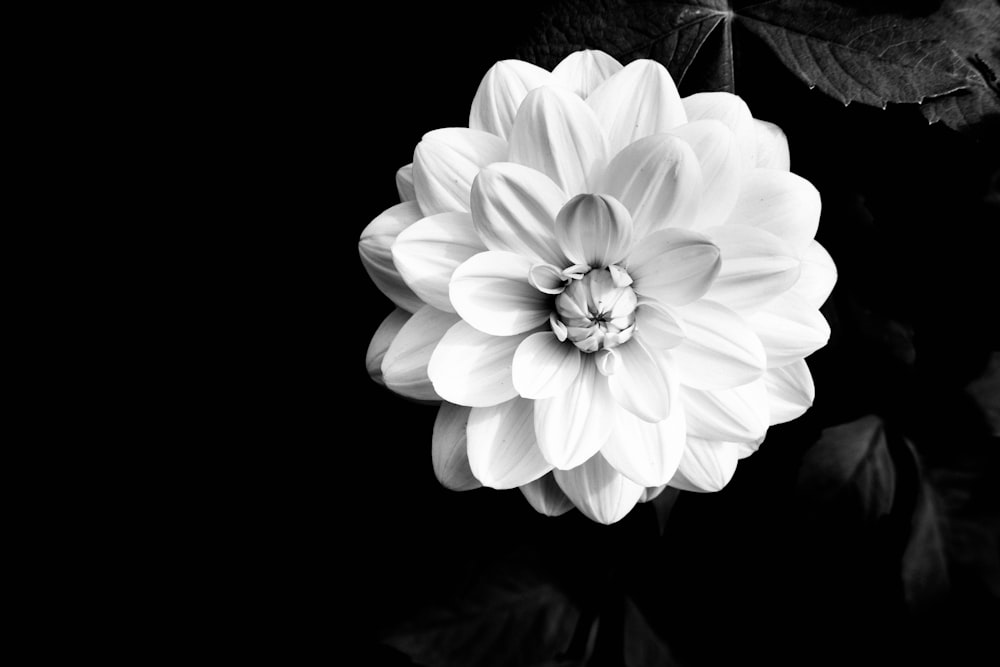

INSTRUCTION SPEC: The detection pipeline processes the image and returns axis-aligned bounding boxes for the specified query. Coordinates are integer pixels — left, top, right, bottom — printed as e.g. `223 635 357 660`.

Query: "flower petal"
672 299 767 390
554 452 644 524
682 92 756 170
534 360 615 469
746 291 830 368
470 60 557 140
467 397 552 489
555 193 634 268
669 437 740 492
640 485 668 503
725 168 821 255
602 402 686 486
382 305 461 401
635 299 686 349
470 162 568 266
432 402 480 491
791 240 837 308
629 229 720 306
428 321 528 407
667 120 742 228
358 201 426 313
392 212 487 312
702 225 801 314
396 163 416 202
509 85 608 196
600 133 702 239
520 473 575 516
552 49 623 98
413 128 508 216
366 308 410 385
587 60 687 156
607 339 674 422
682 380 770 442
764 359 815 425
512 332 582 399
753 119 790 170
449 251 552 336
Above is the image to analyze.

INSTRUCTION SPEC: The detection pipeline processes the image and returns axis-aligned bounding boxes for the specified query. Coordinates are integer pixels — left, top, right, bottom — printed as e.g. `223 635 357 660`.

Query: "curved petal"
552 49 623 98
554 452 644 524
358 201 426 313
736 436 767 460
607 339 674 422
512 332 582 399
764 359 815 425
672 299 766 390
470 162 568 266
602 402 686 487
682 92 756 170
520 473 575 516
366 308 410 385
467 397 552 489
600 133 702 239
629 229 720 306
382 305 461 401
449 251 552 336
790 240 837 308
432 402 480 491
587 60 687 156
428 321 529 407
753 119 790 170
392 212 487 312
413 128 508 216
509 85 608 196
396 163 416 202
640 485 668 503
470 60 557 140
725 168 821 255
668 120 742 229
668 437 740 492
682 380 770 442
555 193 633 268
747 291 830 368
635 299 686 349
534 360 615 469
702 225 801 314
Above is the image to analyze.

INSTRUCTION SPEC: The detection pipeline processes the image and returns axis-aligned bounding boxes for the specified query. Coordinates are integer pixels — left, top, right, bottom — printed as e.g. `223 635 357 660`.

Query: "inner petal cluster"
553 267 637 352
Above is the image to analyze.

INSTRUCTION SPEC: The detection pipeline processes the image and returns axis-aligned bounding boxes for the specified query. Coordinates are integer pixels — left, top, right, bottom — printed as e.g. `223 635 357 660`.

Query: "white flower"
359 50 837 524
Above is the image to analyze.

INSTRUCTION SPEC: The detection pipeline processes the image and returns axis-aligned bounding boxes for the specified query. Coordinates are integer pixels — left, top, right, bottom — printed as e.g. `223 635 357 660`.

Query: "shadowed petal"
682 380 770 442
468 397 552 489
428 321 529 407
635 299 686 349
382 305 461 401
413 128 508 216
747 291 830 368
629 229 720 306
366 308 410 385
396 163 416 202
432 402 480 491
450 251 551 336
602 402 686 487
789 240 837 308
392 212 487 312
668 120 742 229
552 49 623 98
753 119 790 170
509 85 608 196
512 332 582 399
554 452 645 524
682 92 757 170
724 168 821 255
534 360 615 469
607 339 674 422
520 473 575 516
672 299 767 390
764 359 815 425
555 193 634 268
470 60 557 140
702 225 801 314
359 201 426 313
668 437 741 492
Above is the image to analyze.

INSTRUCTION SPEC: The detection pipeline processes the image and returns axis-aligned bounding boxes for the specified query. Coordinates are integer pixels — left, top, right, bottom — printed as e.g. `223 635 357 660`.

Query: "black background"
334 2 999 665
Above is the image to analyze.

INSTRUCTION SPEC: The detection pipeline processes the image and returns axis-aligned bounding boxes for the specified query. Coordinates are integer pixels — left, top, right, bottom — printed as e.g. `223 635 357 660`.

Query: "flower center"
552 267 637 353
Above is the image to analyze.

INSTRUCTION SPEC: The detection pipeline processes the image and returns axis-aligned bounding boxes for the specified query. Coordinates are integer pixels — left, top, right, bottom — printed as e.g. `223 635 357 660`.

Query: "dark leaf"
518 0 997 132
796 414 896 520
623 597 680 667
965 351 1000 437
901 471 951 610
383 563 583 667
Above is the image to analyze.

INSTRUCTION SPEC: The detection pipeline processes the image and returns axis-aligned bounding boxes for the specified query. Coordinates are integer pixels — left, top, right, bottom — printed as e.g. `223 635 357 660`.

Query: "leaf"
382 563 583 667
518 0 998 132
623 597 681 667
902 473 951 610
796 414 897 521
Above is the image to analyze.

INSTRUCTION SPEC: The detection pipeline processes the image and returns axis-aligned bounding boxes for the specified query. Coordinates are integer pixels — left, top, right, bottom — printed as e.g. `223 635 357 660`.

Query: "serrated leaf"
383 565 582 667
519 0 997 133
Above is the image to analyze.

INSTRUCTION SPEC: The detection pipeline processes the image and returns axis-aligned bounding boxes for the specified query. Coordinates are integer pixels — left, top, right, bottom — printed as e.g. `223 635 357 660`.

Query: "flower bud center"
553 267 637 353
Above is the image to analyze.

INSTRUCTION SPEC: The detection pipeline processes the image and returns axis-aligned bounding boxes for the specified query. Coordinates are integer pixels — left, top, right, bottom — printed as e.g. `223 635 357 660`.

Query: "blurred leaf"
383 564 583 667
519 0 997 132
623 597 680 667
965 351 1000 437
902 471 950 610
796 415 896 520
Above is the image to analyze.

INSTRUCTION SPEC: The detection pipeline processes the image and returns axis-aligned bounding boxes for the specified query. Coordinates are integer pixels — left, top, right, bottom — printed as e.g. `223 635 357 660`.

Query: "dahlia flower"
360 50 836 524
